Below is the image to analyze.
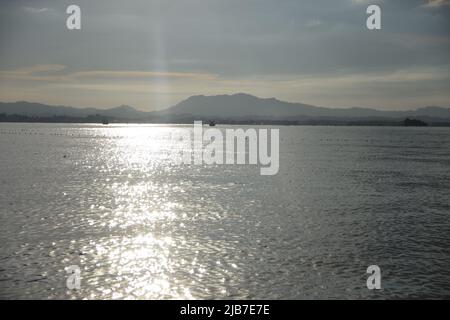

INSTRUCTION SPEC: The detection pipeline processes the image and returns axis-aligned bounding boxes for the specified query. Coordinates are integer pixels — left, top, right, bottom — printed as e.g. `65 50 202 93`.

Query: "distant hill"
1 94 450 124
162 93 323 118
0 101 147 119
162 93 450 121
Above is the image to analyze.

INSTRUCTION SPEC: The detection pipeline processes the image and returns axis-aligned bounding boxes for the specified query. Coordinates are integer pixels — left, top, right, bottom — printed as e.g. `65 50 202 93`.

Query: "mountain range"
1 93 450 124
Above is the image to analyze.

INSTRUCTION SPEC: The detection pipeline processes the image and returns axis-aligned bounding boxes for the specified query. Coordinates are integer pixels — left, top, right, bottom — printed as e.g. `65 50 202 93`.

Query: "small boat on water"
209 121 216 127
403 118 427 127
102 119 109 125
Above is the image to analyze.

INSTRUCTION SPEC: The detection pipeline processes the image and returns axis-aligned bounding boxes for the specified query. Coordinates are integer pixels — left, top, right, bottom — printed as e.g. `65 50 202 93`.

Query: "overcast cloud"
0 0 449 110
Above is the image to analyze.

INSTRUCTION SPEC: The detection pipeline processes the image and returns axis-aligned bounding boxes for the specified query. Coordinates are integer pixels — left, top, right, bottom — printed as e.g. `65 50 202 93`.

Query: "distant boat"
102 119 109 125
404 118 427 127
209 121 216 127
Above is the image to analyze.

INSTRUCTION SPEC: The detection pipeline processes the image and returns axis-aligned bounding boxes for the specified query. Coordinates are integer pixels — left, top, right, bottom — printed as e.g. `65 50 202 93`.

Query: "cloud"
22 7 49 13
423 0 450 7
0 65 216 83
15 64 66 74
68 70 216 81
1 1 449 110
3 64 448 110
306 19 323 28
0 65 67 81
350 0 383 5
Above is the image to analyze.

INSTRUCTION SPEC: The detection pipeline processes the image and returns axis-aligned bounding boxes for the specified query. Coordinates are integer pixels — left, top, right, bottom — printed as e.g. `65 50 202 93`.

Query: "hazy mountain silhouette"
1 94 450 122
0 101 147 119
162 93 322 118
162 93 450 120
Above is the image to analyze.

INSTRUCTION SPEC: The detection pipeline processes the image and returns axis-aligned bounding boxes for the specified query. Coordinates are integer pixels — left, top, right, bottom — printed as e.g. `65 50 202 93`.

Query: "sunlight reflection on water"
1 124 450 299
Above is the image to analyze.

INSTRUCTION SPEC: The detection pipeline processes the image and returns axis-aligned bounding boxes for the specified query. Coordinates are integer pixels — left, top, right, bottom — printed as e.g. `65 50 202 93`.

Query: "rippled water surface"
0 123 449 299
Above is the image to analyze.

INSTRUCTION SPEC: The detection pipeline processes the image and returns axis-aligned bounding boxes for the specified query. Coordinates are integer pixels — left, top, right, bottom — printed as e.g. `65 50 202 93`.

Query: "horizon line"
1 93 449 113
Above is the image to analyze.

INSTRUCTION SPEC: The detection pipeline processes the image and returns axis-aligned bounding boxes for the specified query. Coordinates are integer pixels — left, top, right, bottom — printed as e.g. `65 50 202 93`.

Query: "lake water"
0 123 449 299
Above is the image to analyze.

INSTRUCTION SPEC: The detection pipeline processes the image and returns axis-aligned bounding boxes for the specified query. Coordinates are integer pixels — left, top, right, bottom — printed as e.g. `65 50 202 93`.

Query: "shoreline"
1 120 450 127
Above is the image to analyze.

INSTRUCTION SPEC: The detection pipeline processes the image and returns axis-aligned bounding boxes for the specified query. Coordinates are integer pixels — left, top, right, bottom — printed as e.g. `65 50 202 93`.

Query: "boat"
209 121 216 127
403 118 427 127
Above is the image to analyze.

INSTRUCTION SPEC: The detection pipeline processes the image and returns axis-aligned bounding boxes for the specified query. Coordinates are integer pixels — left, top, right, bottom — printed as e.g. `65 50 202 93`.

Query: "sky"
0 0 449 111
